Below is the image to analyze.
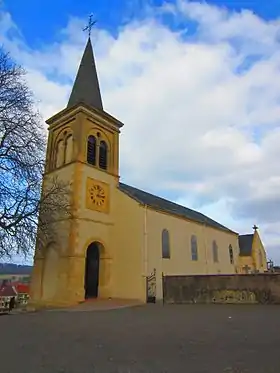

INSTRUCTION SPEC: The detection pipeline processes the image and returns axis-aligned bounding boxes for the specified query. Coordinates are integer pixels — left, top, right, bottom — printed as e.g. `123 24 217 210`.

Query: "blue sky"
2 0 280 46
1 0 280 265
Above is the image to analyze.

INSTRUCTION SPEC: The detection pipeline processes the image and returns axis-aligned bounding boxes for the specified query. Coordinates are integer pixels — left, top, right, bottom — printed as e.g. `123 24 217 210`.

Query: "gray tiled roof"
238 234 254 256
67 38 103 110
119 183 236 234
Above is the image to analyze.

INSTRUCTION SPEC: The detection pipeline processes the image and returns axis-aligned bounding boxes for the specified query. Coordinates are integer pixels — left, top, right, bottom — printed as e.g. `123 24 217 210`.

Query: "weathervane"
83 13 97 38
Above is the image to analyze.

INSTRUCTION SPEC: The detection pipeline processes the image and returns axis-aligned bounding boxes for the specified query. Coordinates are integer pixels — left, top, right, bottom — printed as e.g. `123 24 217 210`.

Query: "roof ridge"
120 182 199 213
119 182 236 234
120 182 207 213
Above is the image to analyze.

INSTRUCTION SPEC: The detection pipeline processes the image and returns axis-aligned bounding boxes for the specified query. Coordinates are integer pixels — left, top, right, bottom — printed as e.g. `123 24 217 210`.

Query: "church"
29 37 268 307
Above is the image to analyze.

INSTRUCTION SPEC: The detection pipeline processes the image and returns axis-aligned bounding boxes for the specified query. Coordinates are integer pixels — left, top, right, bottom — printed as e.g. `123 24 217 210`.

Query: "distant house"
0 285 17 311
0 282 30 311
15 283 30 306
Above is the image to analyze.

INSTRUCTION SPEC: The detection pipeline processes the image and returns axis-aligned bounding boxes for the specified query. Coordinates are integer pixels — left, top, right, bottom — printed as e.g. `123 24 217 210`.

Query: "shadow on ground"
1 303 280 373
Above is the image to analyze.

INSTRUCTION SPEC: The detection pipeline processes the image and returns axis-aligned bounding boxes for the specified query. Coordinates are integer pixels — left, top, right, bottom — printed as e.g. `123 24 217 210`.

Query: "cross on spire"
83 14 97 38
253 224 259 231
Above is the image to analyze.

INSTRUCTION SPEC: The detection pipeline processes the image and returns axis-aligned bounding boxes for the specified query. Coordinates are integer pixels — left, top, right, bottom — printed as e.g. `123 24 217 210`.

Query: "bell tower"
30 36 124 307
45 37 123 178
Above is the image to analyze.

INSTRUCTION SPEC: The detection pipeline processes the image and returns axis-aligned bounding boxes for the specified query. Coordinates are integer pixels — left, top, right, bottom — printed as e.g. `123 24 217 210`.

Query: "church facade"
29 38 268 307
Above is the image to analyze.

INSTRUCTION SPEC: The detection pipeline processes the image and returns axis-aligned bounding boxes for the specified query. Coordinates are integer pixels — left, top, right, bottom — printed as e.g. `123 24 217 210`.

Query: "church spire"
67 37 103 111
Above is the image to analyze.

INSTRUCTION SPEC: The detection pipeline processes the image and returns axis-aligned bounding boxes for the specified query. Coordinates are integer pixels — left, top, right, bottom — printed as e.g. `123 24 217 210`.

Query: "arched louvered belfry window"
191 235 198 261
162 229 170 259
55 140 64 168
99 140 108 170
212 240 218 263
65 134 73 164
229 244 234 264
87 136 96 165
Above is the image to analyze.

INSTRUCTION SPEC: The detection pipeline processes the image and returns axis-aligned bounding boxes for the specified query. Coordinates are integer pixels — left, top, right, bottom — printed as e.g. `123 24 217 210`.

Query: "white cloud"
1 1 280 263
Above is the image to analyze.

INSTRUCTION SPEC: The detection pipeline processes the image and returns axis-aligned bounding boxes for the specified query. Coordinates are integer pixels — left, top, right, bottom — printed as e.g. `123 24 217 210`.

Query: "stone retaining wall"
162 274 280 304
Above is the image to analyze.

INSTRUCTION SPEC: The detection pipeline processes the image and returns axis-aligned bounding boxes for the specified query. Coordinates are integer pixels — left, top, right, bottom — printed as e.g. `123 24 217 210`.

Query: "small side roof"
0 285 17 297
238 234 254 256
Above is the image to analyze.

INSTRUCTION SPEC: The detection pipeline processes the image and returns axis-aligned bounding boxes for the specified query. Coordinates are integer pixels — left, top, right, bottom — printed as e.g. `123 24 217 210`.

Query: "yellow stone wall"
111 189 146 301
237 256 254 274
65 164 146 303
144 207 239 300
252 230 267 272
30 162 77 307
30 104 146 307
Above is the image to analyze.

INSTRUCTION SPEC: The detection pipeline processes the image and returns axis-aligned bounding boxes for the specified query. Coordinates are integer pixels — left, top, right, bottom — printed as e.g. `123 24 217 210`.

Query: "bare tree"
0 47 72 259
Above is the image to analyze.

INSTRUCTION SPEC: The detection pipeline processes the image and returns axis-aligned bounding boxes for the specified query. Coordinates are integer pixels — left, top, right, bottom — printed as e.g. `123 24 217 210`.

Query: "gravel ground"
1 303 280 373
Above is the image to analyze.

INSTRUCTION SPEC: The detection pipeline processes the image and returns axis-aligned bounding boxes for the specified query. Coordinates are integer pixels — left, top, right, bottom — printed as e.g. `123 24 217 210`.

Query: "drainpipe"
143 204 148 276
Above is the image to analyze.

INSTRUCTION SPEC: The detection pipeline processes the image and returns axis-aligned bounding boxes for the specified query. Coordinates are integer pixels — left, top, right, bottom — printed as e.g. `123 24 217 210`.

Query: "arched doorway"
85 242 100 299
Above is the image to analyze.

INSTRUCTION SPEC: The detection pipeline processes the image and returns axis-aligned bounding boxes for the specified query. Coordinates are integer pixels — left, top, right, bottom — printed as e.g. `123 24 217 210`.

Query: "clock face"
89 184 106 207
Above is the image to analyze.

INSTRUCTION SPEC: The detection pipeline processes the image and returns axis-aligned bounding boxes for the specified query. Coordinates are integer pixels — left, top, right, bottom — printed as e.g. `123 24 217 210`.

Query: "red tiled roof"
0 285 17 297
16 284 29 294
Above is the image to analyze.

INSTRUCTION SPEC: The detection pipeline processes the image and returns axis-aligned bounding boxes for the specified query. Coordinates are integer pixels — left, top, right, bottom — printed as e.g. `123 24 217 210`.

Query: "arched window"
162 229 170 259
87 136 96 165
229 244 234 264
65 134 73 164
99 140 108 170
191 235 198 261
212 240 218 263
55 140 64 168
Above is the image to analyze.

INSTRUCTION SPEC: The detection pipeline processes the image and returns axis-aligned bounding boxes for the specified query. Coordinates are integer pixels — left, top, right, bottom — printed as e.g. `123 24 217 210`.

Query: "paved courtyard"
1 303 280 373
